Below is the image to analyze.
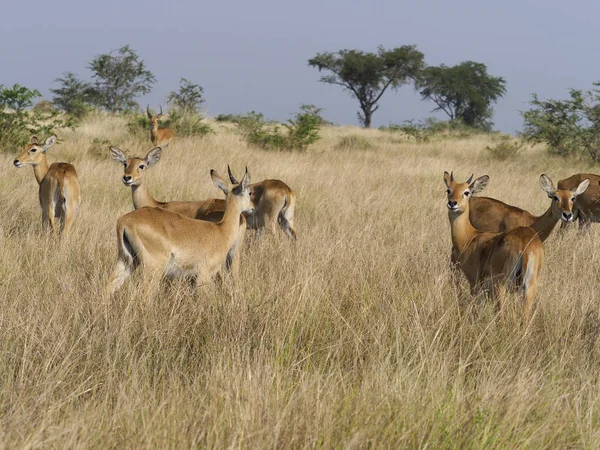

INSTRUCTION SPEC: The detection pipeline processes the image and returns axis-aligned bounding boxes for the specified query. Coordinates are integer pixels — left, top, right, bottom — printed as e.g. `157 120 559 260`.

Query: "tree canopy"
167 78 205 113
308 46 424 128
417 61 506 130
88 45 156 113
50 72 94 117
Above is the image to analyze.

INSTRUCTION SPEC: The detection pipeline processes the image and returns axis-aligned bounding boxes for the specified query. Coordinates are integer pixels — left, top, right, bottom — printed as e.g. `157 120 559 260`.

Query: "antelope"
147 105 175 147
13 136 81 234
227 166 297 240
105 167 253 296
109 146 245 276
451 175 590 268
557 173 600 229
444 172 544 324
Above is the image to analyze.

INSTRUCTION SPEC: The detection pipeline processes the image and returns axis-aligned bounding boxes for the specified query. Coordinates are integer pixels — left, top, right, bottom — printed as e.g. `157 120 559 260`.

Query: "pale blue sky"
2 0 599 132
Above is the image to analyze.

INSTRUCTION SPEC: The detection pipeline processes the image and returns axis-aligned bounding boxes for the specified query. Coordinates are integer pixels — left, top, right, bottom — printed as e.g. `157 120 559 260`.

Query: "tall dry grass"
2 117 600 448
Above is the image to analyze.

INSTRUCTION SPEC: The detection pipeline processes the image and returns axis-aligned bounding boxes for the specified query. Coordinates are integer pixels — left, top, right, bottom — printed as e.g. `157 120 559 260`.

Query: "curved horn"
227 164 239 184
146 105 152 119
158 105 163 117
450 171 454 182
466 174 474 184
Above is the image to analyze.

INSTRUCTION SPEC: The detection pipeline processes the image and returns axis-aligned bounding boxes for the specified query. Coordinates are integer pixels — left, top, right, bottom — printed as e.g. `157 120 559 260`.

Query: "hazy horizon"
3 0 600 132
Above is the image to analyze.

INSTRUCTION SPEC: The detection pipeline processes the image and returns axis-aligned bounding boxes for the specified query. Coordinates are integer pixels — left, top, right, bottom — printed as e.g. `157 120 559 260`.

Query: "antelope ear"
241 169 251 190
443 171 452 188
469 175 489 195
42 135 57 153
539 174 556 197
211 170 229 195
144 147 162 167
109 146 127 164
574 179 590 197
30 136 39 145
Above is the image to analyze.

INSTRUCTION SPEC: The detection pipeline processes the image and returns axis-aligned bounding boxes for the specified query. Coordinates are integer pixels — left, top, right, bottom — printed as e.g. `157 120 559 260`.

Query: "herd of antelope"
12 107 296 297
445 171 600 324
10 108 600 326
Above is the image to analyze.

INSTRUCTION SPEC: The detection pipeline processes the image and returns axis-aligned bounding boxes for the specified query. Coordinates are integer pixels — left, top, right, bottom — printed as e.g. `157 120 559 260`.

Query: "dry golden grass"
3 116 600 448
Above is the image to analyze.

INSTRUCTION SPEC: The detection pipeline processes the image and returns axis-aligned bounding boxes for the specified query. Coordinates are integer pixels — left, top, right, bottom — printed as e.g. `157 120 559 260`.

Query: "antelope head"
443 171 489 214
13 136 57 168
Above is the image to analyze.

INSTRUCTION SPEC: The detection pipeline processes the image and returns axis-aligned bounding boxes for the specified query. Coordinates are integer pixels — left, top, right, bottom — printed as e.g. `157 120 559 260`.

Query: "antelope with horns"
13 136 81 234
109 146 246 276
444 172 544 324
105 168 253 296
147 105 175 147
227 165 296 240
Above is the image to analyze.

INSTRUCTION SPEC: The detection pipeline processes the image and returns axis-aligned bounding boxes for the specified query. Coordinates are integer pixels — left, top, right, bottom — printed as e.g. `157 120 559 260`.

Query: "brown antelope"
557 173 600 229
147 105 175 147
444 172 544 324
468 175 590 239
109 146 245 275
105 167 253 296
13 136 81 234
227 166 296 240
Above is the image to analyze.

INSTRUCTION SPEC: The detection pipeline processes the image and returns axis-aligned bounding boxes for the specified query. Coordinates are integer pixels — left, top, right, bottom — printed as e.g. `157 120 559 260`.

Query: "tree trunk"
362 107 372 128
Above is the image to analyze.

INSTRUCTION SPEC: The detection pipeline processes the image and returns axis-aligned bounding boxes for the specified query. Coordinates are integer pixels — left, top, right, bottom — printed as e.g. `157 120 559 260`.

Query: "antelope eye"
446 189 451 194
571 197 575 202
553 196 559 201
30 148 37 153
139 165 145 170
464 191 470 197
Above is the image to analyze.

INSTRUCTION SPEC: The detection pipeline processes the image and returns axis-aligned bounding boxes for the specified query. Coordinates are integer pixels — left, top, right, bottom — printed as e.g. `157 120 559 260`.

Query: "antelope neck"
448 206 478 254
131 183 160 209
32 158 49 185
530 205 557 243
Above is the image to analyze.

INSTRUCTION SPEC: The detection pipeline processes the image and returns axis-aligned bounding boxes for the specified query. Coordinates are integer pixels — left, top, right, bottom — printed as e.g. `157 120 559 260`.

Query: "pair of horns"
227 164 248 184
146 105 163 118
449 171 473 184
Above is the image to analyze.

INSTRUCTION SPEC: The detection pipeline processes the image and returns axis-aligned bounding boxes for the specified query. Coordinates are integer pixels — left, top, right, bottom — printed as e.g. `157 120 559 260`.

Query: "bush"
127 109 213 142
168 110 213 137
235 109 321 151
485 135 524 161
88 137 112 160
380 118 479 142
0 84 70 151
335 135 372 150
33 100 56 114
521 86 600 160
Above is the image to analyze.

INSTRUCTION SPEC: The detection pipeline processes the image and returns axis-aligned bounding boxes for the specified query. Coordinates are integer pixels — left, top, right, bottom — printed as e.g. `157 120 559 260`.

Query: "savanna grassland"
3 116 600 448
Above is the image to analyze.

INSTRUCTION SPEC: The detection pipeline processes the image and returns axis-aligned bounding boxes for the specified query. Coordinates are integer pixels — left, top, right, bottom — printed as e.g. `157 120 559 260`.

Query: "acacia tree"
50 72 94 117
88 45 155 112
417 61 506 130
521 85 600 160
166 78 205 113
308 46 424 128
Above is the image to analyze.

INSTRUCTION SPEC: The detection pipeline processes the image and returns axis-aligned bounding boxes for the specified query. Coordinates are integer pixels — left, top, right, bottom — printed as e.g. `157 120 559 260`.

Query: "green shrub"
235 109 321 151
127 109 213 142
0 84 70 151
88 137 112 160
335 135 372 150
521 86 600 160
485 135 524 161
380 118 481 142
33 100 56 114
168 110 213 137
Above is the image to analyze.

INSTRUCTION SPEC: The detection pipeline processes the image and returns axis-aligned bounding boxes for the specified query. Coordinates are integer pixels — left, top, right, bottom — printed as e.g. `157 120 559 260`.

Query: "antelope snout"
447 200 458 210
13 159 22 168
562 211 573 221
122 175 133 186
